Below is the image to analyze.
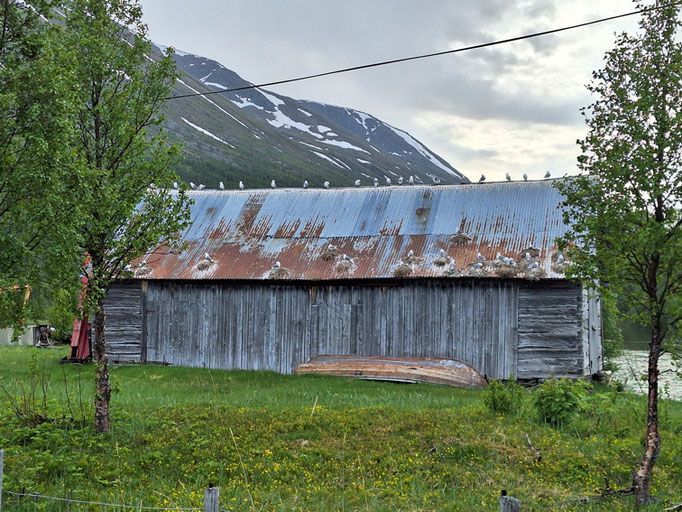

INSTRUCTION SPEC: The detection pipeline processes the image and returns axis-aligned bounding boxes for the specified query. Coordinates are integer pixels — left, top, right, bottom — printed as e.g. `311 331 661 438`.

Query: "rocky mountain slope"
157 45 468 188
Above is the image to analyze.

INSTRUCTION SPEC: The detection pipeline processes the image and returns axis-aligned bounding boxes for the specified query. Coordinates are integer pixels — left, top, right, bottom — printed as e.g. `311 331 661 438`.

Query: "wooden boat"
295 355 487 388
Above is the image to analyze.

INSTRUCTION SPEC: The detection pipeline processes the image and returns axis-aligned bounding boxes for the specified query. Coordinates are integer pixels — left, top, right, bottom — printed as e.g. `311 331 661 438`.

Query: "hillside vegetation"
0 346 681 511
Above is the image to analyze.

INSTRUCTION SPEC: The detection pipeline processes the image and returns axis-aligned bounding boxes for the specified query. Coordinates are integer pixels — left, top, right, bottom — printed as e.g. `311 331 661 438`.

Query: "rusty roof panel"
135 180 571 281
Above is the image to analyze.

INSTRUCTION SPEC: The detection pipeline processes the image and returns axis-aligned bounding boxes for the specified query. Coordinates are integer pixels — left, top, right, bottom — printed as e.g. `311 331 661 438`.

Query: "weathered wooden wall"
103 281 143 362
105 278 600 380
517 282 583 379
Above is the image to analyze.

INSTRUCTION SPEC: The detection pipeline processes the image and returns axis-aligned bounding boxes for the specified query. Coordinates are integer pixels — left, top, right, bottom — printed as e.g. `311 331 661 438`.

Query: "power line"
165 4 665 101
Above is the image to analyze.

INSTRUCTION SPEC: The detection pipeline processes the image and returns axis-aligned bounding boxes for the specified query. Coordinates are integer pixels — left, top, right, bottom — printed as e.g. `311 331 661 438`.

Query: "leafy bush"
602 293 624 370
483 377 525 414
533 378 590 425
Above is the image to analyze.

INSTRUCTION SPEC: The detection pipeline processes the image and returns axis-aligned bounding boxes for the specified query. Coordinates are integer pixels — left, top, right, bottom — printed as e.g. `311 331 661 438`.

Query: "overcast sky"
138 1 641 182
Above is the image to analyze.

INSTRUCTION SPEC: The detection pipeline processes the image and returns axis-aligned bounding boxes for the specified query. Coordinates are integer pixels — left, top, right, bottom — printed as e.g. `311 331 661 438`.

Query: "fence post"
499 490 521 512
1 448 4 511
204 486 219 512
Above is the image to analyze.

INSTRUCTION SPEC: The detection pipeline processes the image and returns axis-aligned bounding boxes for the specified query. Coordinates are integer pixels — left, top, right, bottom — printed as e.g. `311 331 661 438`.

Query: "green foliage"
0 1 84 328
532 378 590 425
62 0 193 301
602 293 624 370
483 377 526 414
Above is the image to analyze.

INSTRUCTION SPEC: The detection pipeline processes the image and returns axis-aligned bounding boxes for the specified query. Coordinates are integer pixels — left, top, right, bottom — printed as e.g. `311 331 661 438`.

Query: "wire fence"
0 449 221 511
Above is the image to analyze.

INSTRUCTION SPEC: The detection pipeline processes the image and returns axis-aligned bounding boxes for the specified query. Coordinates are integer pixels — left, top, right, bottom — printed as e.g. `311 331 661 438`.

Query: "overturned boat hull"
295 355 487 388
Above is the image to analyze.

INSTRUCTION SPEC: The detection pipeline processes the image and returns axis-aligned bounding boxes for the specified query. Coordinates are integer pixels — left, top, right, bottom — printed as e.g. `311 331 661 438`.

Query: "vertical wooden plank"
204 487 219 512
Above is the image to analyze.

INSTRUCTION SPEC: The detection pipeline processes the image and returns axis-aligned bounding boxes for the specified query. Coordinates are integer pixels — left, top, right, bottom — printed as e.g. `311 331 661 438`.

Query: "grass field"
0 346 681 511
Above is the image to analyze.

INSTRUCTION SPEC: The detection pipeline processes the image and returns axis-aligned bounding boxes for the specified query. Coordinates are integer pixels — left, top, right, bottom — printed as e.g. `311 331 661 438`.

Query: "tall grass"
1 346 681 512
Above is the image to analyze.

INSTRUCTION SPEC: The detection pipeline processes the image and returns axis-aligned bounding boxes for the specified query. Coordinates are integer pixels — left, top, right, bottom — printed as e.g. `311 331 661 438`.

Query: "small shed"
104 181 602 380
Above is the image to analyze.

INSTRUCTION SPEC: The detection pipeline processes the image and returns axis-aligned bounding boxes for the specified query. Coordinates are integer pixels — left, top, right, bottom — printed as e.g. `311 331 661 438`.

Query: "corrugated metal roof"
134 180 570 281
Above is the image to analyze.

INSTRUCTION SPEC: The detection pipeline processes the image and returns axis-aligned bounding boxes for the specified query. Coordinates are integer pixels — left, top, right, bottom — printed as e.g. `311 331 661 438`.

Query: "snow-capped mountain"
159 45 468 188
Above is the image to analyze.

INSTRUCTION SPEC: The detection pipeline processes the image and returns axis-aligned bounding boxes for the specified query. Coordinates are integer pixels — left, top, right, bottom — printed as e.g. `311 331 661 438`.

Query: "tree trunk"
93 297 111 434
632 321 662 507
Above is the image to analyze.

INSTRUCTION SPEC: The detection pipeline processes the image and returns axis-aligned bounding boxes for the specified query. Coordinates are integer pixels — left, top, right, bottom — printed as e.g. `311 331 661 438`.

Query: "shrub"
483 378 525 414
532 378 589 425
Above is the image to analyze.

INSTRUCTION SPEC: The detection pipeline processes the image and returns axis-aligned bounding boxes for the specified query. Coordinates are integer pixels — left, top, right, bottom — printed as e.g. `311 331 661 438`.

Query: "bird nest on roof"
335 260 353 274
450 233 471 245
402 255 423 265
269 268 290 279
320 245 339 261
393 263 413 278
492 265 522 278
433 255 451 267
196 260 213 271
135 266 152 277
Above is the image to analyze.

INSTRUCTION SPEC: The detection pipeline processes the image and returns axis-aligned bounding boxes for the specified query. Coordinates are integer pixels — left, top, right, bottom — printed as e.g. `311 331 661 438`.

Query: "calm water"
612 350 681 401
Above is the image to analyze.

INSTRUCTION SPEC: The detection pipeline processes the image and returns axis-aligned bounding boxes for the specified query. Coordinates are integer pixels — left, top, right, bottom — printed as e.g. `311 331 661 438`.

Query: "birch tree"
63 0 191 433
556 1 682 505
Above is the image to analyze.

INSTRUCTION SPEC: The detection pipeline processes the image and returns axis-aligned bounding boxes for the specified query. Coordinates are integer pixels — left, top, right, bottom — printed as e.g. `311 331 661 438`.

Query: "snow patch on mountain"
317 125 332 133
232 96 264 110
176 78 249 129
320 139 369 153
387 125 460 178
259 89 285 108
182 118 232 147
299 141 325 151
268 111 322 139
312 151 346 169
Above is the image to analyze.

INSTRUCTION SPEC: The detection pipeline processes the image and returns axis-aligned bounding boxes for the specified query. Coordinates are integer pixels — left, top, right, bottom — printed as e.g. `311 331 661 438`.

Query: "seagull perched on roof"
354 179 361 187
328 244 337 251
239 181 244 190
271 180 276 189
505 173 511 182
342 254 354 263
189 182 197 190
432 176 441 185
124 264 132 272
303 180 309 189
544 171 551 179
408 175 415 185
503 257 514 265
523 173 528 181
139 259 147 267
439 248 447 257
528 262 539 269
407 249 414 258
385 177 392 186
557 254 565 263
271 261 281 269
204 252 214 263
449 262 456 271
525 252 531 261
197 184 205 190
496 252 504 261
477 252 485 261
219 181 225 190
173 182 179 190
324 181 330 189
479 174 486 183
398 176 404 185
373 178 379 188
472 262 483 269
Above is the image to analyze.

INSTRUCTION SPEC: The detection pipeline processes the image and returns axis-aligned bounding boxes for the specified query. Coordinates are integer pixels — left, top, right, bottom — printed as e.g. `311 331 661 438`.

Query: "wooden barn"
104 181 602 380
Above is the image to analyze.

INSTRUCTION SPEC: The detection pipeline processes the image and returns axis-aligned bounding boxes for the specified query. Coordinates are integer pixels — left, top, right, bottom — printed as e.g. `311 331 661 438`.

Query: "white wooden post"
500 493 521 512
204 486 219 512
